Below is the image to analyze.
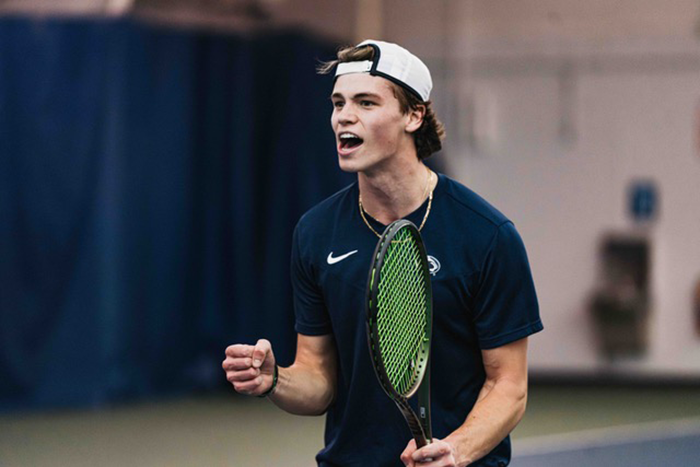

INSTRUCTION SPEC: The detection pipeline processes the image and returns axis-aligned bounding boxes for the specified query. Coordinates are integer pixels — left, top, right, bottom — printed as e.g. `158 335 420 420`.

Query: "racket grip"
396 398 429 448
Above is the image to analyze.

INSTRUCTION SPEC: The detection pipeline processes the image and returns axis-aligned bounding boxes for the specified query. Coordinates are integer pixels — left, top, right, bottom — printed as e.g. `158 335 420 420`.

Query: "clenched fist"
222 339 276 396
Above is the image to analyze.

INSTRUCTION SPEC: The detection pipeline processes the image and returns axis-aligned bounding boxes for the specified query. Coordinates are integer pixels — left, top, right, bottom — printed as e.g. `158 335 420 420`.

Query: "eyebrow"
330 92 383 100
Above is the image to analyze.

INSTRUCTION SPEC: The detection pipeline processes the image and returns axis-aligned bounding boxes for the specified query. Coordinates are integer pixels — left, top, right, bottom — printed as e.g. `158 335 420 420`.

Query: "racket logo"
427 255 441 276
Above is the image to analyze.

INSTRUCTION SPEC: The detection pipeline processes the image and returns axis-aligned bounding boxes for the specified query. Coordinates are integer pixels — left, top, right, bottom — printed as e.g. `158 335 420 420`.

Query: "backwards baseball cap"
335 40 433 102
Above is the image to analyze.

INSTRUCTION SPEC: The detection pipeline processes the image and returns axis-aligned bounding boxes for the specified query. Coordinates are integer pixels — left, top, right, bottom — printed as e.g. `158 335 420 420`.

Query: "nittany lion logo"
427 255 441 276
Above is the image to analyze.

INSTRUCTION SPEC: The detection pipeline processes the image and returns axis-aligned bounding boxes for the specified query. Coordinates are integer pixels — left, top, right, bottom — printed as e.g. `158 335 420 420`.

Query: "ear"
405 104 426 134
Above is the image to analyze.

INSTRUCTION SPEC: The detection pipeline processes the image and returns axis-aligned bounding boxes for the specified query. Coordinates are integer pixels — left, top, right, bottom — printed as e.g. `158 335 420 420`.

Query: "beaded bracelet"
257 364 278 398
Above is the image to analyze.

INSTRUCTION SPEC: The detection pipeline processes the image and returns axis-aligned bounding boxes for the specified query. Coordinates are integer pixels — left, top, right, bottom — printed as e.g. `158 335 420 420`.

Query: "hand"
400 438 458 467
222 339 276 396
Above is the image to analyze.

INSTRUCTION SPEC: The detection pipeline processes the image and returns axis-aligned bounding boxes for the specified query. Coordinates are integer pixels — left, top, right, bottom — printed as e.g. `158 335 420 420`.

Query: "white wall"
384 0 700 378
451 62 700 376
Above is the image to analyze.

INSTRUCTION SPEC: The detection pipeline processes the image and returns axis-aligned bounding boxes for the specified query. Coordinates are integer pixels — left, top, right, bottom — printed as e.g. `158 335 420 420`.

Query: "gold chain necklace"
358 167 434 238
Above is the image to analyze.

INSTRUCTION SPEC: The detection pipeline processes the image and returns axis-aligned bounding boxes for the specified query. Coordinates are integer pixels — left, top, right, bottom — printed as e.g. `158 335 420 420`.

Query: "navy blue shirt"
292 173 543 467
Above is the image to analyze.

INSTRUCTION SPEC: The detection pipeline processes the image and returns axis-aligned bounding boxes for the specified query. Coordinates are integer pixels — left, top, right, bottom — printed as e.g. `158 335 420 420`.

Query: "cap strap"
335 60 373 77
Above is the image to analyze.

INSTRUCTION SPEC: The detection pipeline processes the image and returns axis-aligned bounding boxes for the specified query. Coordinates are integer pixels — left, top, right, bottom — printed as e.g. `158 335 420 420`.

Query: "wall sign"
628 180 659 223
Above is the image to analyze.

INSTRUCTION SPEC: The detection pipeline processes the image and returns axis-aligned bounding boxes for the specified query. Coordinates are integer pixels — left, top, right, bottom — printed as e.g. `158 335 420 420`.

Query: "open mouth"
339 132 364 151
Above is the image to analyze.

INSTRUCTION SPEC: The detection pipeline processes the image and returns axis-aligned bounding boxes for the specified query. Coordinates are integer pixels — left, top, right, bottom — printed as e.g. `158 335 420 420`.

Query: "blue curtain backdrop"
0 17 355 410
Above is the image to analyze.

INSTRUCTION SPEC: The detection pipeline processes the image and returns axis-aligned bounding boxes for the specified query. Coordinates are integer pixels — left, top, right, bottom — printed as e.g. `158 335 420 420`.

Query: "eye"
360 100 375 107
332 101 344 109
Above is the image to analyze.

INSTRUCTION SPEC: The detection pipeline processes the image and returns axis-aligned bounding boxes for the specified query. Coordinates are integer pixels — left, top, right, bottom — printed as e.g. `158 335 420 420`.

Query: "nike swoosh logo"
327 250 358 265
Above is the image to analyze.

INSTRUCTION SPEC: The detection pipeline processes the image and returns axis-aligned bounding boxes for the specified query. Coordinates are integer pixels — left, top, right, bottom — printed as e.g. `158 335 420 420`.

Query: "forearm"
445 377 527 466
269 362 336 416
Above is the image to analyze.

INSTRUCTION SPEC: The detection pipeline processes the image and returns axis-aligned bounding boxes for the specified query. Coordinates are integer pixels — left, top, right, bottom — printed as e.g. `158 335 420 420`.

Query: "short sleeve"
472 221 543 349
291 224 332 335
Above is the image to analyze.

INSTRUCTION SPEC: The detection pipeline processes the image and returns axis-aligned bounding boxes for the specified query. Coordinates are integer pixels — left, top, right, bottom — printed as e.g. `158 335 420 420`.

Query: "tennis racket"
366 219 433 448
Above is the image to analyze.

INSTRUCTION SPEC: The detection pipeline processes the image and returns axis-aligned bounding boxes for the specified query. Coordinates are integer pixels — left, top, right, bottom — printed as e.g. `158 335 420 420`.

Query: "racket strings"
376 228 429 396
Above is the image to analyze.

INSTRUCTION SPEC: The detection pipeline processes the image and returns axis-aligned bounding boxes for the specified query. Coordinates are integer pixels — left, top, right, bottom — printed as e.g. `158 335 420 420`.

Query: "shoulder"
426 174 525 272
418 174 526 279
437 174 510 229
440 174 509 226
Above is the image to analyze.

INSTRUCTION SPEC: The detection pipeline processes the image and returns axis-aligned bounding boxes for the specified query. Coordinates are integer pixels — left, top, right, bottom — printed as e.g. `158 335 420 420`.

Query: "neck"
358 160 434 225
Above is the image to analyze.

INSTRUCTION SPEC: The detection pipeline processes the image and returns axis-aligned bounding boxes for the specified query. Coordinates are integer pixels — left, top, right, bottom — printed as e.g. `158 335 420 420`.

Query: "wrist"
443 434 471 467
257 364 279 398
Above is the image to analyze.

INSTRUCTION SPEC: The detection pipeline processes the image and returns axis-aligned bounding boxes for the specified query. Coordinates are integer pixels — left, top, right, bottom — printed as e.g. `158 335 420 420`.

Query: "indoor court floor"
2 384 700 466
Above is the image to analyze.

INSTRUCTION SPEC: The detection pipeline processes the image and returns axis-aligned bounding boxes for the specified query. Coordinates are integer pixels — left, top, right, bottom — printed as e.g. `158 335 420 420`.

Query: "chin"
337 156 363 174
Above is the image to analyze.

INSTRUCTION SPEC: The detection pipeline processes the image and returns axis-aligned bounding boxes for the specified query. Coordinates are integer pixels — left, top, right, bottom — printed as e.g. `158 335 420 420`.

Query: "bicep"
480 338 529 392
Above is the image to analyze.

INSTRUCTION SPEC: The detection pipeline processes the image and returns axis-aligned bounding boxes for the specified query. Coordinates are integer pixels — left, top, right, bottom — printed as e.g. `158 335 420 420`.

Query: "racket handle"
395 398 429 448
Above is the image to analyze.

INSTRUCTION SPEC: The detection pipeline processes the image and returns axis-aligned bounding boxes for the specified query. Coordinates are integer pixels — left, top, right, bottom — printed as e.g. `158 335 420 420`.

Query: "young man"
222 40 543 467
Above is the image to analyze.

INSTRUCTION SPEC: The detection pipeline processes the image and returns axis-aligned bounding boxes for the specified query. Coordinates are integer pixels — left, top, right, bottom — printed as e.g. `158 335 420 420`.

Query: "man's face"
330 73 413 173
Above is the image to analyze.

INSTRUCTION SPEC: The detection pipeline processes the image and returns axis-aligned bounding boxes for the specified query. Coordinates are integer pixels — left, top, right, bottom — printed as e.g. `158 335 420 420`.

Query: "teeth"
340 133 360 139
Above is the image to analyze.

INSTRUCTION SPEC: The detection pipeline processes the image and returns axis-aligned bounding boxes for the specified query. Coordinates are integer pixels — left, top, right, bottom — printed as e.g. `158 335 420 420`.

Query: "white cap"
334 40 433 102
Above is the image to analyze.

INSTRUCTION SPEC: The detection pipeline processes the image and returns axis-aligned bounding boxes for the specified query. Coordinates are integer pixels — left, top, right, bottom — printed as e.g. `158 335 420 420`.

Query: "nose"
336 104 358 125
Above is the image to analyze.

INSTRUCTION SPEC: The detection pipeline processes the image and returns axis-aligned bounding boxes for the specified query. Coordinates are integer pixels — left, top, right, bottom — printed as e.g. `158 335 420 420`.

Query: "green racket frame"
366 219 433 448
